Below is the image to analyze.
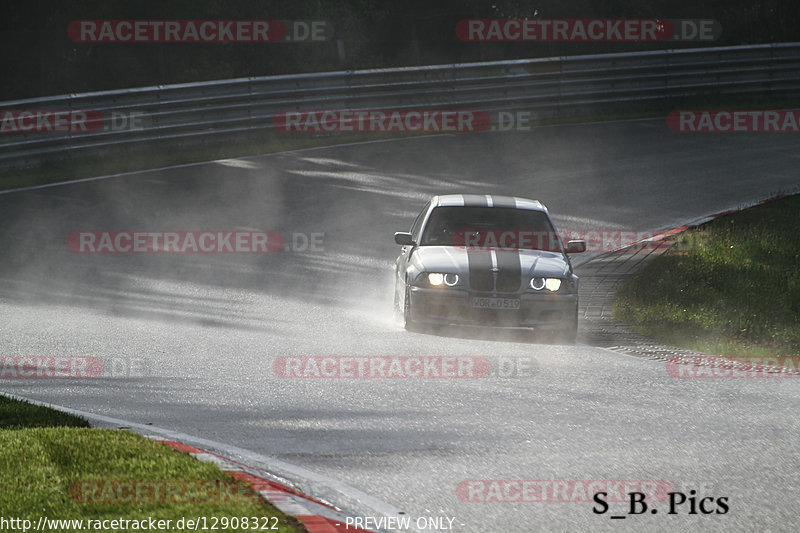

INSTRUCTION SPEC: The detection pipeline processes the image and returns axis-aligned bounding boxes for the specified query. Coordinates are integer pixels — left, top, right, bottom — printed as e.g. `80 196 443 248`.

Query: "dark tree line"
2 0 800 100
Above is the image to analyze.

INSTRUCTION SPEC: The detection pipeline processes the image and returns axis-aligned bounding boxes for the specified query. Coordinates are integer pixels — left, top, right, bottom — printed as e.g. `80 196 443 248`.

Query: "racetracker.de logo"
668 110 800 133
456 19 720 42
69 481 263 504
456 480 674 503
273 110 491 134
666 355 800 378
0 110 104 133
0 356 104 378
68 20 331 43
69 20 281 42
452 229 658 253
273 356 491 378
67 231 285 254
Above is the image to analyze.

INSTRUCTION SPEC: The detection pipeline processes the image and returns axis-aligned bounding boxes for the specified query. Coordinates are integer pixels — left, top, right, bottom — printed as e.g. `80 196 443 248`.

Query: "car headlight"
427 273 460 287
545 278 562 292
531 277 545 290
428 273 444 286
530 277 561 291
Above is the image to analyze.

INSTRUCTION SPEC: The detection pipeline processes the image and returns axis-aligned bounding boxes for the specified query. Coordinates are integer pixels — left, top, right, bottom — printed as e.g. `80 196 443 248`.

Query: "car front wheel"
554 306 578 344
403 287 421 332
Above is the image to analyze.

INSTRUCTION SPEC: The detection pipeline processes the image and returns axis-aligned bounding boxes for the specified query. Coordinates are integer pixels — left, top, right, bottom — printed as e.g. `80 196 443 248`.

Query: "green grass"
613 194 800 357
0 396 90 429
0 397 306 532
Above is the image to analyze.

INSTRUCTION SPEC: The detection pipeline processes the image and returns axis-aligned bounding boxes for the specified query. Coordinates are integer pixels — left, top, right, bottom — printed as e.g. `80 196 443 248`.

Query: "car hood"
410 246 570 292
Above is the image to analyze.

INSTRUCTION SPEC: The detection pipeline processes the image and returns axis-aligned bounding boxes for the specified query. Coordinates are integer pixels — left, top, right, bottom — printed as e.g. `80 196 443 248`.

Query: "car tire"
403 288 421 332
555 307 578 344
393 279 404 322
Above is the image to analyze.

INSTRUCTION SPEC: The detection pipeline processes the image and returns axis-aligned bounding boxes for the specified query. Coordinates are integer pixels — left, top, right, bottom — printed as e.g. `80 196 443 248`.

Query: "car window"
409 201 430 243
420 206 559 250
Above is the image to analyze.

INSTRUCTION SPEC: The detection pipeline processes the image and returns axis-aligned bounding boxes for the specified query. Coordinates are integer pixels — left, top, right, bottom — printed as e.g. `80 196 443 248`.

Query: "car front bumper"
408 286 577 330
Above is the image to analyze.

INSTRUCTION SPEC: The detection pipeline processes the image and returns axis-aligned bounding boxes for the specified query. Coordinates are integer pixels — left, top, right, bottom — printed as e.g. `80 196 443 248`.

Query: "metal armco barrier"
1 42 799 170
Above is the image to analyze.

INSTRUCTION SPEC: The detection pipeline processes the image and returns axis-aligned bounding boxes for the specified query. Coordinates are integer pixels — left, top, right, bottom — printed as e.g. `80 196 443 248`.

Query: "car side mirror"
565 240 586 253
394 232 416 246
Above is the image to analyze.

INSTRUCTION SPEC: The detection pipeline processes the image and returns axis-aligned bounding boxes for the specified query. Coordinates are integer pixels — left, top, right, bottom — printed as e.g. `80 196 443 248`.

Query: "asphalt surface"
2 119 800 532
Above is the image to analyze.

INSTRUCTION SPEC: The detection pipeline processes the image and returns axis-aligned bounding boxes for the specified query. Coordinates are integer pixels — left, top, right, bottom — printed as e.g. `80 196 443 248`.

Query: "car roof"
432 194 546 212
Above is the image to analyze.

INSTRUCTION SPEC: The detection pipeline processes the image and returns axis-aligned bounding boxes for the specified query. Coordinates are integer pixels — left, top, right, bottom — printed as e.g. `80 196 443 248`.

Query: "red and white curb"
151 439 377 533
648 192 794 243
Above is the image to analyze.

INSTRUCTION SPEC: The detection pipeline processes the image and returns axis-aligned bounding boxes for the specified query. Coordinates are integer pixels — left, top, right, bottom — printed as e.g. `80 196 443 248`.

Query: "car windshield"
419 206 561 251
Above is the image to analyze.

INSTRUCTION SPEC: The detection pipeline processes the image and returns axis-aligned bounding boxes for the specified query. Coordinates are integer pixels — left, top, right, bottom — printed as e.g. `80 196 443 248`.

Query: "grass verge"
0 395 90 429
0 396 306 533
613 194 800 357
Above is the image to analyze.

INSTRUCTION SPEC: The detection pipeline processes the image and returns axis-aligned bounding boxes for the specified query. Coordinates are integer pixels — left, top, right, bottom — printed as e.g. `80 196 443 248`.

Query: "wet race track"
2 119 800 532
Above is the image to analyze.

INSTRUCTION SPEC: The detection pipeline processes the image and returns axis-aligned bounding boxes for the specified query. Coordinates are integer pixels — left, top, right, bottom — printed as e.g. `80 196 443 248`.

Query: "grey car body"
393 194 585 341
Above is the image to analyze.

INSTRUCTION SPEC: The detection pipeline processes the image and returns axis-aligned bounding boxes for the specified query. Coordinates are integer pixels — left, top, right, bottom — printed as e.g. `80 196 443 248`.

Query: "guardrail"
2 42 799 170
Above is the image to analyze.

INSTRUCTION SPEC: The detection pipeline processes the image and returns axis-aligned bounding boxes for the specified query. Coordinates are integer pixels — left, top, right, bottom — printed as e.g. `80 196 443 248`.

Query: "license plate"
471 297 520 310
